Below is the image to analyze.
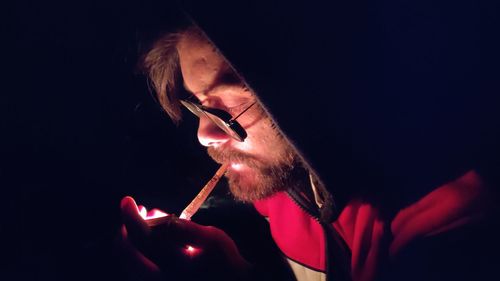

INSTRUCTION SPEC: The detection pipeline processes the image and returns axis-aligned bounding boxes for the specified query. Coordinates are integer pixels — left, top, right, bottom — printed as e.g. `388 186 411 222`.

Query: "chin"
225 159 301 202
226 169 255 189
226 171 262 202
227 171 283 203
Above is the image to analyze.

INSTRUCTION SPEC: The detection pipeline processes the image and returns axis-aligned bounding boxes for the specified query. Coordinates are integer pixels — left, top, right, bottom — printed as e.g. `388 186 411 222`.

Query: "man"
120 26 334 281
120 1 499 281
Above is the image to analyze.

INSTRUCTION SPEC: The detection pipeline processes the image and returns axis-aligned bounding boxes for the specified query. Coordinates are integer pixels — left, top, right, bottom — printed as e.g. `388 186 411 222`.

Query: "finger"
153 218 224 247
117 225 163 280
351 204 377 272
121 196 151 243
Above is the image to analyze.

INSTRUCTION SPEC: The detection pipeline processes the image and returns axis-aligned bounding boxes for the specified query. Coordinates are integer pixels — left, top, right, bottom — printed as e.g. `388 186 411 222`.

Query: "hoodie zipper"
286 188 321 221
285 188 352 281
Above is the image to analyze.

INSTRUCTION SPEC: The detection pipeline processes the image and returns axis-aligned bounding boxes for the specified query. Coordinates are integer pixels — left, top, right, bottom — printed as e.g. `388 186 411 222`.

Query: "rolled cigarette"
179 163 229 220
144 163 228 227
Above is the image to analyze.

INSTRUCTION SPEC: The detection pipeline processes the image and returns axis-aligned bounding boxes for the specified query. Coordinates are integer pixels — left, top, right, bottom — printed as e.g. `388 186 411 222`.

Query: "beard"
207 144 308 202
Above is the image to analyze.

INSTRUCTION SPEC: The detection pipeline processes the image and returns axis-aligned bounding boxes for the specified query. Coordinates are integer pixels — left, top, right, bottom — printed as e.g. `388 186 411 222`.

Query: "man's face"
176 32 303 202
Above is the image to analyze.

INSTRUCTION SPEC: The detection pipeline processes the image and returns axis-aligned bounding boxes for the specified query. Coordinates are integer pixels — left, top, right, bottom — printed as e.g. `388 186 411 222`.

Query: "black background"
2 1 224 280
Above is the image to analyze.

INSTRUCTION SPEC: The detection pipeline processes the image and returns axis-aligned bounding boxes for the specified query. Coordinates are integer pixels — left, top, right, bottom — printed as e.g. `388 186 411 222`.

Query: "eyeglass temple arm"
230 101 257 121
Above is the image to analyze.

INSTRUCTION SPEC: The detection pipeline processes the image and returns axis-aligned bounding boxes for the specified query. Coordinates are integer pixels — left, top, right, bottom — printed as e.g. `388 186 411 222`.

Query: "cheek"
248 123 286 157
232 121 269 152
233 138 255 151
244 124 269 147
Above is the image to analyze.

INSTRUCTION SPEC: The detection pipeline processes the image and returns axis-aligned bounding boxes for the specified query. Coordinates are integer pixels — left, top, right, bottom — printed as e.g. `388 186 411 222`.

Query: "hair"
140 30 184 123
141 26 209 124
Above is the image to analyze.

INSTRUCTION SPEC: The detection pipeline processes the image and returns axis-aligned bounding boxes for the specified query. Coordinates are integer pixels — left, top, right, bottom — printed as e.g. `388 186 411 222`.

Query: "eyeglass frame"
179 99 257 142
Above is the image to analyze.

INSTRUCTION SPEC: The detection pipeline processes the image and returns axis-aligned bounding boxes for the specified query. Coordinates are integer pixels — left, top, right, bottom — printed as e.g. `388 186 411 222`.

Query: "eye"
226 101 253 116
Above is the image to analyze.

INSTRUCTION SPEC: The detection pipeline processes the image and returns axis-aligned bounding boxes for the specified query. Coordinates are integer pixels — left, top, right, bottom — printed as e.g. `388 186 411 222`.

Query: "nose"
197 115 231 147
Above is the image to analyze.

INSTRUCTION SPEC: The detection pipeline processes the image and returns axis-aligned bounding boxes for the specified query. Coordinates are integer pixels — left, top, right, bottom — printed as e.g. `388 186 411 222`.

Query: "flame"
147 209 168 219
139 206 147 219
138 205 169 220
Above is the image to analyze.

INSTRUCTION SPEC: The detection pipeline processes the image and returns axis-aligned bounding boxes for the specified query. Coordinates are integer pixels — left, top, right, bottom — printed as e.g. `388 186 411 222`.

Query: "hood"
174 0 499 217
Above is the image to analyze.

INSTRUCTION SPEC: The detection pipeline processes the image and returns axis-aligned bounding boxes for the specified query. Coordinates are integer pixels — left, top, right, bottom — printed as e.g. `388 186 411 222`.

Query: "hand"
390 170 491 256
119 196 251 281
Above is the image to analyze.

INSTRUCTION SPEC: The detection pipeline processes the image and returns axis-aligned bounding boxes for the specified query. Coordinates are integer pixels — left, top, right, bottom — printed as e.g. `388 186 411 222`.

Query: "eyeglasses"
179 99 256 142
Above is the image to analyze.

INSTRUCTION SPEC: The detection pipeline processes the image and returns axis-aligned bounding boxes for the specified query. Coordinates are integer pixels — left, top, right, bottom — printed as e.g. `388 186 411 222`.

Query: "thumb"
121 196 151 245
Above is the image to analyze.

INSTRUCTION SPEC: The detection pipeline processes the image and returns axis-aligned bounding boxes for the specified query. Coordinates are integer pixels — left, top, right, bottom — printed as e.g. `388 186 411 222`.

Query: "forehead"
176 32 231 94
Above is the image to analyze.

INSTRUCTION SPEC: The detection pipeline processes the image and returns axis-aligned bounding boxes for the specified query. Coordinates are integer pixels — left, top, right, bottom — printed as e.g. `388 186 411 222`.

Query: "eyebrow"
183 68 245 98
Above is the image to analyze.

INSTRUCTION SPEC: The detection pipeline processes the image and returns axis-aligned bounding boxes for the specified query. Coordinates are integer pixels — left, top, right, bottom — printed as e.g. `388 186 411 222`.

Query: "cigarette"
144 163 228 227
179 162 229 220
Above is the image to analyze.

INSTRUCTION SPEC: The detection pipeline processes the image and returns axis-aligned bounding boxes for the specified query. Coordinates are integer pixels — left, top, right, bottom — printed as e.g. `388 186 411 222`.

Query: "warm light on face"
231 163 243 170
177 33 298 203
234 139 254 151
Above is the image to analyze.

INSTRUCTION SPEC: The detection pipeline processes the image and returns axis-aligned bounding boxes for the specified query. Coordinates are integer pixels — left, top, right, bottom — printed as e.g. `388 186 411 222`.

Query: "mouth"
208 147 260 171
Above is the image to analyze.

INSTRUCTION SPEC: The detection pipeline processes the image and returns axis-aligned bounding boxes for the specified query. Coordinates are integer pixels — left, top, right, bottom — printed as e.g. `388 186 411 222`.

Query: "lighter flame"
139 206 147 219
138 205 168 220
147 209 168 219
